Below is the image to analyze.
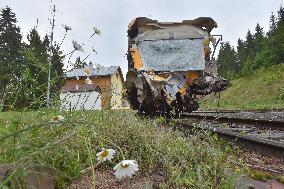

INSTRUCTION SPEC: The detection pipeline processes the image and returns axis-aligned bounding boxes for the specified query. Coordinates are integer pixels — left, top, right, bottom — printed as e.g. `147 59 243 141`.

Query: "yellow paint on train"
130 48 143 69
185 71 200 85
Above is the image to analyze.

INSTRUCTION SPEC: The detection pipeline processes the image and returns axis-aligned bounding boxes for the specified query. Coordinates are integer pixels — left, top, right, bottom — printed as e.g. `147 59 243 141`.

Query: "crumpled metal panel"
192 76 230 95
164 73 187 101
128 17 217 37
138 39 205 72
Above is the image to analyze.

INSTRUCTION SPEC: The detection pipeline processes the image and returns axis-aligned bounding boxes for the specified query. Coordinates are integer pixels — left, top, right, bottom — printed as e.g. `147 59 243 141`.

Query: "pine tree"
24 30 64 107
268 12 277 35
26 28 49 77
236 38 247 72
73 56 87 69
24 28 50 108
254 23 264 53
245 30 256 57
277 5 284 23
217 41 238 79
50 42 65 97
271 6 284 64
254 23 264 40
0 6 23 95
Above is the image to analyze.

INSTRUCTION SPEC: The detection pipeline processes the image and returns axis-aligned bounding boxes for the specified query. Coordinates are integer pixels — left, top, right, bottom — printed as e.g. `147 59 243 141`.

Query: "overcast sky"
0 0 283 75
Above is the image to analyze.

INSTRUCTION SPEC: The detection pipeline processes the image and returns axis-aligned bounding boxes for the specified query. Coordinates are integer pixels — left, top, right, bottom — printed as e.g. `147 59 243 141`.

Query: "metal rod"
47 5 56 107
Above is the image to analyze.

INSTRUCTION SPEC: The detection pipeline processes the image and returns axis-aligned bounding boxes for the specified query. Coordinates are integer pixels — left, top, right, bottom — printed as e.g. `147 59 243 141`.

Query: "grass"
278 175 284 184
200 64 284 110
248 170 273 181
0 109 241 188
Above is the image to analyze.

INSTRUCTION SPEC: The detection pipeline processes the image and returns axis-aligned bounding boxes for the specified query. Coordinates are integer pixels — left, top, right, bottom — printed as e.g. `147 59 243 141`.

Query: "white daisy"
93 27 101 35
96 148 116 162
62 24 72 31
85 77 93 84
50 115 64 123
72 40 84 52
113 160 139 179
91 27 101 37
83 67 92 76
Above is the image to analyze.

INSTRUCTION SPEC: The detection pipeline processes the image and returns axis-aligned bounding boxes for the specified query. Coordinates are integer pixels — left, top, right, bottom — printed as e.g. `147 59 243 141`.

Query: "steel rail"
193 109 284 113
186 113 284 130
176 121 284 162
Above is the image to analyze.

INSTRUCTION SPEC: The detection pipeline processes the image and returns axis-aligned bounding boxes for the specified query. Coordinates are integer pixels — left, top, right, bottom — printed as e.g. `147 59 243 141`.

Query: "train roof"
128 17 217 38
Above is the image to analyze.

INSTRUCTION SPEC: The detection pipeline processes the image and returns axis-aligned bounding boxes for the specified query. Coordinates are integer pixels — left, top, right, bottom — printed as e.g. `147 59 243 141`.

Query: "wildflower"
62 24 72 32
50 115 64 123
113 160 139 179
96 148 116 162
92 46 98 54
91 27 101 37
85 77 93 84
83 67 92 76
72 40 84 52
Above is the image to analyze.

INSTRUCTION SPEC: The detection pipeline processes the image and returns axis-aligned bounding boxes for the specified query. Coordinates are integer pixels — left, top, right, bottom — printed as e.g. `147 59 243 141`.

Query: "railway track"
194 109 284 113
178 110 284 162
189 112 284 130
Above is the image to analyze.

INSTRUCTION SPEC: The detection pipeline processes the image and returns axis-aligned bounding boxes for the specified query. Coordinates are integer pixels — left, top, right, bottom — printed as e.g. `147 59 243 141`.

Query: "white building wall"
60 91 101 111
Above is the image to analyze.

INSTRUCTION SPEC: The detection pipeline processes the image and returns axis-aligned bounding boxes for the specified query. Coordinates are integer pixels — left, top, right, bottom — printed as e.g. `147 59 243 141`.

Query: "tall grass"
0 109 240 188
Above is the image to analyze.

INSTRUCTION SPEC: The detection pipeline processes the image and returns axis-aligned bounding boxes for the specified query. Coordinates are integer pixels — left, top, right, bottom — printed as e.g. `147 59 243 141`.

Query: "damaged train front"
125 17 229 116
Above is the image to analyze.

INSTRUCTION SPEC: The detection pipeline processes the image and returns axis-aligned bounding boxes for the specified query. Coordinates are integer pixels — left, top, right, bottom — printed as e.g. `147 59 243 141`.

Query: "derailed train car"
125 17 229 116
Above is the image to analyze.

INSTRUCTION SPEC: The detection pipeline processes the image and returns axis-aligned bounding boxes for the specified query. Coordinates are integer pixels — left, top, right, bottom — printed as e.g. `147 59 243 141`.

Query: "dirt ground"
65 168 165 189
239 150 284 174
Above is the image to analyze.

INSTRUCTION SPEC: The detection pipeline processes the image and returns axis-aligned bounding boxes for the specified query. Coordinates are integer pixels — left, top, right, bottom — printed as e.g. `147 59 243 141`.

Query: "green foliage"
278 175 284 184
200 64 284 110
73 56 87 69
0 110 241 188
279 87 284 100
268 12 277 35
249 170 273 181
218 5 284 80
217 42 238 80
0 6 23 97
0 6 65 111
